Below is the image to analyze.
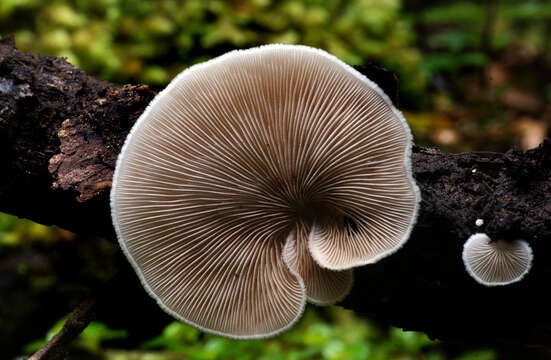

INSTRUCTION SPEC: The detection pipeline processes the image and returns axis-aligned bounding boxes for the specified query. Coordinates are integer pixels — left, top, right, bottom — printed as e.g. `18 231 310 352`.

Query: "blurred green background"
1 0 550 359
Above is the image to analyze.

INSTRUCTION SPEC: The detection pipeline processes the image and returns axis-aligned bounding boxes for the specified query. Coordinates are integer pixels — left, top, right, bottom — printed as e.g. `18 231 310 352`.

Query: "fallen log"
1 35 550 351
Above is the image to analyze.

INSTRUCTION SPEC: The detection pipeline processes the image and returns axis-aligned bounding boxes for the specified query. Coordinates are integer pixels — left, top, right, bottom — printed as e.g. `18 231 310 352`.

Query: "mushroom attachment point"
462 233 533 286
111 44 420 338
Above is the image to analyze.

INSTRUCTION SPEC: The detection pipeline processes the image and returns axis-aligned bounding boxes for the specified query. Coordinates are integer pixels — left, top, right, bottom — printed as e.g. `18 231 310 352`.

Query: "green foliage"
80 322 129 352
25 317 128 354
21 310 499 359
133 308 495 360
0 213 18 234
420 2 484 25
142 322 201 351
422 52 487 74
24 316 67 353
417 0 550 76
500 2 551 20
0 213 71 247
1 0 549 111
0 0 426 101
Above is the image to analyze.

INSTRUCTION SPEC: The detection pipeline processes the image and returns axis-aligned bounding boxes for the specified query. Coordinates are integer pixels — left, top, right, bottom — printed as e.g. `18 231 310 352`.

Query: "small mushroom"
111 44 420 338
462 233 533 286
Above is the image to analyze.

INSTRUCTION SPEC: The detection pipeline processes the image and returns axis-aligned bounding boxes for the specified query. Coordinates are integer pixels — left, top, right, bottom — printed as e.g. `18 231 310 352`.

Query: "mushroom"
111 44 420 338
462 233 533 286
283 222 354 305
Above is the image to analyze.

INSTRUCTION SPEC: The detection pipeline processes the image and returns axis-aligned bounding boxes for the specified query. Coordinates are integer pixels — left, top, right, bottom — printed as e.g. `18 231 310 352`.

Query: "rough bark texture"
344 144 551 346
1 35 550 347
0 35 155 239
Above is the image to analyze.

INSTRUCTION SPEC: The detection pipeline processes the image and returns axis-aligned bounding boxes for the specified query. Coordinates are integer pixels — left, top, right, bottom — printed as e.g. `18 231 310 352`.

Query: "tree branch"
1 35 550 348
28 296 97 360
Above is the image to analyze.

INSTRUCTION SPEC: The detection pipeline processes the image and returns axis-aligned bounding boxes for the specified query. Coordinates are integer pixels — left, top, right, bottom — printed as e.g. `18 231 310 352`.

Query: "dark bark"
1 35 550 348
344 144 551 346
0 35 155 239
28 296 97 360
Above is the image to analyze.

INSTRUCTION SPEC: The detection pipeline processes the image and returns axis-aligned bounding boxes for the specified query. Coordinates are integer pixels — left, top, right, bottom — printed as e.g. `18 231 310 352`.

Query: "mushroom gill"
462 233 533 286
111 44 420 338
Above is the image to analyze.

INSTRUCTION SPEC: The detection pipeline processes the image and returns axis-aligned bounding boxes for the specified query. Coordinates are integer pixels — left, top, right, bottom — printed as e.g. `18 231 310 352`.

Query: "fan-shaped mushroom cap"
111 44 419 338
462 233 533 286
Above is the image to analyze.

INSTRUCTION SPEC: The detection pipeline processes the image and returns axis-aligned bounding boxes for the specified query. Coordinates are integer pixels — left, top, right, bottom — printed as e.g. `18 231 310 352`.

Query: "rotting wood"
1 35 550 350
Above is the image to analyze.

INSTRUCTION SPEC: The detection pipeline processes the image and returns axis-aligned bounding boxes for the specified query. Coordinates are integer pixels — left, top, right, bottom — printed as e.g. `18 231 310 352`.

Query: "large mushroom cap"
462 233 533 286
111 44 419 338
